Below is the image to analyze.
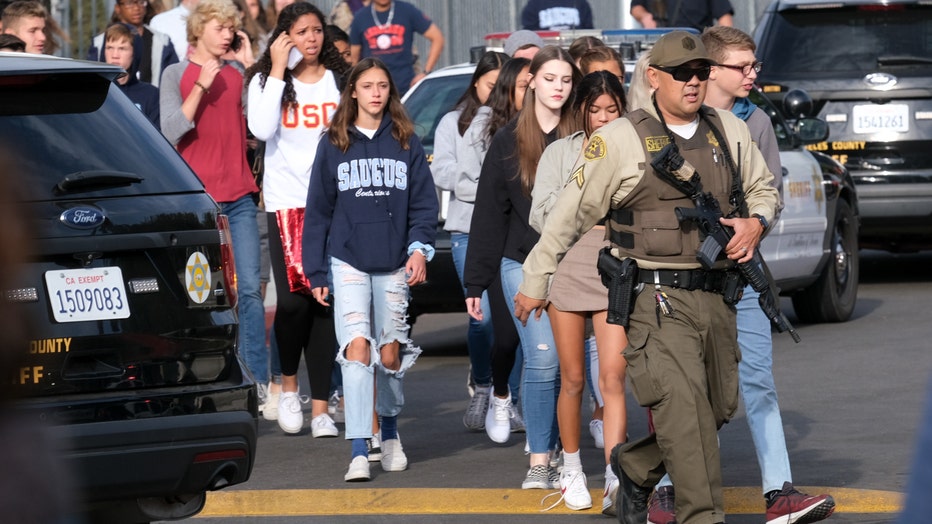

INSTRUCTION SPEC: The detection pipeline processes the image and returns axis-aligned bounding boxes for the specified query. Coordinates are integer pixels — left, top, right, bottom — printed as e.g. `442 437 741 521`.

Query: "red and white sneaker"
766 482 836 524
648 486 677 524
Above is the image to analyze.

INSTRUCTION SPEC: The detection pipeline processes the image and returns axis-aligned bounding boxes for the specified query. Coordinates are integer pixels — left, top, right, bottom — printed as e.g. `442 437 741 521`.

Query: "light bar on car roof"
484 28 699 57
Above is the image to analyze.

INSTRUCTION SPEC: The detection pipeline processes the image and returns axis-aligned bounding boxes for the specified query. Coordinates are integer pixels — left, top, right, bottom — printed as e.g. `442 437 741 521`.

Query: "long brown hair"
327 58 415 153
515 45 581 196
455 50 508 136
482 56 530 144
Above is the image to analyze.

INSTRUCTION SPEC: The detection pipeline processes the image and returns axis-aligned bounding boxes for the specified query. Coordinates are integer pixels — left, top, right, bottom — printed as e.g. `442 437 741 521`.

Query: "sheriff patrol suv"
754 0 932 252
0 53 257 523
403 29 860 323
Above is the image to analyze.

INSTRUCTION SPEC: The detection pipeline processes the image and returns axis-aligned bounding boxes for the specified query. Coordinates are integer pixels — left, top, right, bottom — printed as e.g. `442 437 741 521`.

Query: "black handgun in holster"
597 247 638 328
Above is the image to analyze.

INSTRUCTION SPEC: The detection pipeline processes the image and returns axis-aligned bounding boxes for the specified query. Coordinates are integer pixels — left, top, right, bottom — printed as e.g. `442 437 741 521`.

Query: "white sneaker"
277 391 304 434
602 472 619 516
367 433 382 462
327 391 344 423
485 394 512 444
590 419 605 449
559 469 593 510
344 455 370 482
261 383 279 421
380 435 408 472
311 413 339 438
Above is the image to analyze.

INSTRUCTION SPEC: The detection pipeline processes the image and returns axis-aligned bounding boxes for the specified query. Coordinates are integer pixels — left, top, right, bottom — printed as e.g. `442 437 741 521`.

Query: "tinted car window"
748 88 793 151
758 5 932 78
405 74 468 156
0 76 203 200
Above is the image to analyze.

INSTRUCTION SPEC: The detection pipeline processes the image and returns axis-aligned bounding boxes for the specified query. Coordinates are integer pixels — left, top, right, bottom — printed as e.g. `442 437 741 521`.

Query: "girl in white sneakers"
246 2 349 437
303 58 438 482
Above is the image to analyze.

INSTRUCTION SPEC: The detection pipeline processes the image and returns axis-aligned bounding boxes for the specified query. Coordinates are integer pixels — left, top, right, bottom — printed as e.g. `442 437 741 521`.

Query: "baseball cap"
649 31 715 68
504 30 545 57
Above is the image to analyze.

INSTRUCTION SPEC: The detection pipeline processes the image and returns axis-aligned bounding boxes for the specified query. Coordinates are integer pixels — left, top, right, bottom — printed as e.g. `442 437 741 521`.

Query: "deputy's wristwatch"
752 213 769 230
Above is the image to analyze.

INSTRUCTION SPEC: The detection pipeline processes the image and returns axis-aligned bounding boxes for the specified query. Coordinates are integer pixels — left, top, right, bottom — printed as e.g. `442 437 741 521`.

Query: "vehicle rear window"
758 4 932 78
405 74 470 155
0 74 204 201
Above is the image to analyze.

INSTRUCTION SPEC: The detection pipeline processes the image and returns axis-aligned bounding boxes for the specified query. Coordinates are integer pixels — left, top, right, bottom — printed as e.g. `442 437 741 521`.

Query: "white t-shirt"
247 70 341 211
149 4 191 60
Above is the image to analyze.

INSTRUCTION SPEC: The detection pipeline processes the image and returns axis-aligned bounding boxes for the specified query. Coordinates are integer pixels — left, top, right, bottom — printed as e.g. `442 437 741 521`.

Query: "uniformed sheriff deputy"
514 31 779 524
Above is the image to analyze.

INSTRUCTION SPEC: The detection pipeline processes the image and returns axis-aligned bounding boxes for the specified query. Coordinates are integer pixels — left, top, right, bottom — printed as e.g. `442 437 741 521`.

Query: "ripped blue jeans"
500 257 559 455
330 257 421 440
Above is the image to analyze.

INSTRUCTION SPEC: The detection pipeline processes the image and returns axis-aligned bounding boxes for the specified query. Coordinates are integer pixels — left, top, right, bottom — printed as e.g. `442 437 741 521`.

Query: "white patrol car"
403 29 860 324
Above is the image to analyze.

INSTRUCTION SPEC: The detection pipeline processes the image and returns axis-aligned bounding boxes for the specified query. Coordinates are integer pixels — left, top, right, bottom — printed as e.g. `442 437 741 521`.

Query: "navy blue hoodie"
303 113 438 287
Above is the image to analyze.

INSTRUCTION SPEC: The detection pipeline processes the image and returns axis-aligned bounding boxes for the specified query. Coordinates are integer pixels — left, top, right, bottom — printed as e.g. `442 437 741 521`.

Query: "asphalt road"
178 249 932 523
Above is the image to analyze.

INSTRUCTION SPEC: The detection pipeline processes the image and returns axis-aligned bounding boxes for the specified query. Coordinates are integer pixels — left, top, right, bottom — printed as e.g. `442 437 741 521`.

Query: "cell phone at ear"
288 47 302 70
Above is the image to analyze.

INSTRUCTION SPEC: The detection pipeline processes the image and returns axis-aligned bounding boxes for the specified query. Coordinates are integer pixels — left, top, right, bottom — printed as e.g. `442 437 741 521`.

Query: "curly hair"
186 0 241 46
245 2 350 112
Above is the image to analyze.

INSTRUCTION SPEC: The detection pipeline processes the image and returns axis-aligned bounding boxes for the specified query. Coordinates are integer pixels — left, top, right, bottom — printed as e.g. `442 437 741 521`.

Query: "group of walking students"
246 0 629 502
235 2 835 523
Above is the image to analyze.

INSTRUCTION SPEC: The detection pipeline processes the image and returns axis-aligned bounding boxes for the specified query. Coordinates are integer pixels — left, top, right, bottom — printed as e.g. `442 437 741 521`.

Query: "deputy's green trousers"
619 285 740 524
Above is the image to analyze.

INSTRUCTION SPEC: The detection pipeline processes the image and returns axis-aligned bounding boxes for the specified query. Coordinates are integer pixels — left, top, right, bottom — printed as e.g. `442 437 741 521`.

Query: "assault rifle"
651 143 800 343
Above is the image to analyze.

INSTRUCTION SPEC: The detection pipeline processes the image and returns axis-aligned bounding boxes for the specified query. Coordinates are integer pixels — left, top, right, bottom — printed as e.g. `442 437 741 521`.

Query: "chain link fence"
51 0 770 64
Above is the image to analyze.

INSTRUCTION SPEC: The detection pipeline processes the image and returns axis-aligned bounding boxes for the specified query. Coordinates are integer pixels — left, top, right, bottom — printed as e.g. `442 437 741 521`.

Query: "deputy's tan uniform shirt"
519 104 779 300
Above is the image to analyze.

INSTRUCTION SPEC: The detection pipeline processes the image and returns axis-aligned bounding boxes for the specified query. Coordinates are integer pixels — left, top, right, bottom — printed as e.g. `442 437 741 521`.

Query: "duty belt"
638 269 732 293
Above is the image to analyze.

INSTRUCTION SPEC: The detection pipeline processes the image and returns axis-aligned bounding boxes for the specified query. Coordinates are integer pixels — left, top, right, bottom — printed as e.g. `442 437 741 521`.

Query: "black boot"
610 443 651 524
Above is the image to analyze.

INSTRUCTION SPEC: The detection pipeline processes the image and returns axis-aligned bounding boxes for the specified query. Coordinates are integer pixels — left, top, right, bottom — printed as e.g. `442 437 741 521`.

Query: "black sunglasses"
652 64 711 82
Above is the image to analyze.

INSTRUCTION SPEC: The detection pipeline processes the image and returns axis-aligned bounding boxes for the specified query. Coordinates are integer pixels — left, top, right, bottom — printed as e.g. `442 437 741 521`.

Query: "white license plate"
852 103 909 134
45 267 131 323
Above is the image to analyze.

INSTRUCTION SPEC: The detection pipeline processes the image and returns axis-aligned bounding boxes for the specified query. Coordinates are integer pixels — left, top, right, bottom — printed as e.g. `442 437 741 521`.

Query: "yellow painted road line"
197 487 902 517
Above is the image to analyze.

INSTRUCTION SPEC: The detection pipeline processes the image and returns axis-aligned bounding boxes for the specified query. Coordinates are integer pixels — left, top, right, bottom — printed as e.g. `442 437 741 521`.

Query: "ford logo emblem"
60 206 106 229
864 72 897 90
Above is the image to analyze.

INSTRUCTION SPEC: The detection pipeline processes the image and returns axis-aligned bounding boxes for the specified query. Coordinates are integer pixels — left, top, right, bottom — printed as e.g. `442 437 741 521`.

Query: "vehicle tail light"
218 214 238 308
858 4 905 11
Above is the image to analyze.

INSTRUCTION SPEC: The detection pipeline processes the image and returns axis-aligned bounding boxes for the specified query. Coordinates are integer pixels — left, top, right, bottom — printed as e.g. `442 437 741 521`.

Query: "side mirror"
797 117 829 144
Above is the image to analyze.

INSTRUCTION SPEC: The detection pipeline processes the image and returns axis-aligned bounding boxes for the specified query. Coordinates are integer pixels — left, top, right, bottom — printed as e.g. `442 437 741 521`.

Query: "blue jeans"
500 257 559 454
221 195 268 384
657 285 791 493
736 285 792 493
330 257 421 440
451 233 493 387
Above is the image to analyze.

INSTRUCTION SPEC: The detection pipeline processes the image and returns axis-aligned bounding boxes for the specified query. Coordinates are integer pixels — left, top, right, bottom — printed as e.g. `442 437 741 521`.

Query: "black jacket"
464 118 557 298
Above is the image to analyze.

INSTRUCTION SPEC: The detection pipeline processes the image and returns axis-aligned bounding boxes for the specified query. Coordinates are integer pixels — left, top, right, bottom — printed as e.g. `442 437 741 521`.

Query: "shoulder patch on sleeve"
585 135 606 161
570 165 585 188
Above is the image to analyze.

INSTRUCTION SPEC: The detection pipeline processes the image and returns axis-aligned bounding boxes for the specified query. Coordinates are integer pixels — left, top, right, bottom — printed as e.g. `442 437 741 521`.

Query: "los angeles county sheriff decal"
185 251 211 304
585 135 606 161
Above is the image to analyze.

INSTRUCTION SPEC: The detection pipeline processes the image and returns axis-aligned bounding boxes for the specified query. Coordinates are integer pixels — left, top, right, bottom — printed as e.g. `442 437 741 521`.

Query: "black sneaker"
610 443 651 524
